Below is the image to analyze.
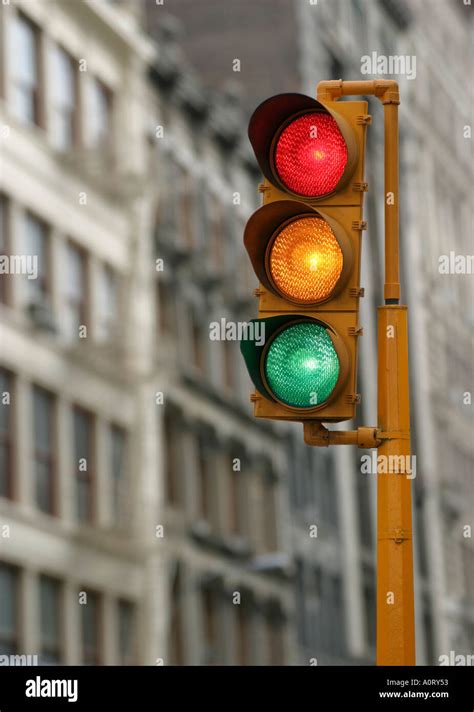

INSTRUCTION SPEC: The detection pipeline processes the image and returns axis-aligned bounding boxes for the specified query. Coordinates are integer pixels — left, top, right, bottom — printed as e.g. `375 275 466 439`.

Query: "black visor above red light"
248 93 357 200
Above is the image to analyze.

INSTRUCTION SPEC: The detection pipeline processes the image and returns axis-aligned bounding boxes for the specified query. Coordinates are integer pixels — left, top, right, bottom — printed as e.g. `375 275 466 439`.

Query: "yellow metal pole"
317 79 416 665
383 103 401 303
377 97 415 665
376 306 415 665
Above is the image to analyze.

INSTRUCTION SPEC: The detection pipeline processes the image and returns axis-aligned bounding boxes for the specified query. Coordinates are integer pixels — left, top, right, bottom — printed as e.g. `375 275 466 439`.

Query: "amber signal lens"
268 216 343 304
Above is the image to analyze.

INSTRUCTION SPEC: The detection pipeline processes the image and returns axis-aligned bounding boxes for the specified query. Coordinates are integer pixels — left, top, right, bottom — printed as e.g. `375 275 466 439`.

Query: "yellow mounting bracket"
303 422 409 449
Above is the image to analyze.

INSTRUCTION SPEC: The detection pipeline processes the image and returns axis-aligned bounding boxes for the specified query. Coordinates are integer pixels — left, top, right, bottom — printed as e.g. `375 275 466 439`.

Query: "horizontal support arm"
316 79 400 105
303 423 409 448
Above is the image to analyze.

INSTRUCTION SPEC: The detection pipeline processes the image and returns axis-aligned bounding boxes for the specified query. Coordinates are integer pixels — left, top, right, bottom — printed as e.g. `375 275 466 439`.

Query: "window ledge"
188 520 252 558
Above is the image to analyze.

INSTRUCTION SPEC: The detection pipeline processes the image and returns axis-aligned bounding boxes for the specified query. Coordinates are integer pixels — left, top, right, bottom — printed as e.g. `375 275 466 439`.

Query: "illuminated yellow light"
268 216 344 304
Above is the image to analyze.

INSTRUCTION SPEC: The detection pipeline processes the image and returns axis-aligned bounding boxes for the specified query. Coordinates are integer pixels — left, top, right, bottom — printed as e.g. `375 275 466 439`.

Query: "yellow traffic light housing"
241 92 369 422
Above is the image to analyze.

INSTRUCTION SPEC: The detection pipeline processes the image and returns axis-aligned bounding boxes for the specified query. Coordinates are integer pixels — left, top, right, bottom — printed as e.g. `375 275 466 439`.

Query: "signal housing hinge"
356 114 372 125
348 326 364 337
353 182 369 192
345 393 362 405
349 287 365 298
352 220 368 231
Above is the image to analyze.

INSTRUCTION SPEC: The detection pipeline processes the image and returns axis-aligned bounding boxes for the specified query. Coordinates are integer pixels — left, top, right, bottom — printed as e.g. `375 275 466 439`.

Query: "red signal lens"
274 112 348 198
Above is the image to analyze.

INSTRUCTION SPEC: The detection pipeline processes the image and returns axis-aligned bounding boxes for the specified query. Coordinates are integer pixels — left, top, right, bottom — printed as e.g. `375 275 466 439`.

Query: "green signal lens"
264 322 340 408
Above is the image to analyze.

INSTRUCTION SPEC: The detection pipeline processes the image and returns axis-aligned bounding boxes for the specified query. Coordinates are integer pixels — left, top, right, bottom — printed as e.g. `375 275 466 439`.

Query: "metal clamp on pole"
376 430 410 441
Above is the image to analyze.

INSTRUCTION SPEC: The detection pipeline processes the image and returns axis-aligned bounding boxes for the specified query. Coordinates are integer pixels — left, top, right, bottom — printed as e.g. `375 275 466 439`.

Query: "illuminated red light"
274 112 348 197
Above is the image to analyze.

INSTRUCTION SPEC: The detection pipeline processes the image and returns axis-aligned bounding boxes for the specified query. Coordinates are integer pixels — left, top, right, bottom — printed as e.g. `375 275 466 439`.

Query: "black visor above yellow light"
244 201 353 306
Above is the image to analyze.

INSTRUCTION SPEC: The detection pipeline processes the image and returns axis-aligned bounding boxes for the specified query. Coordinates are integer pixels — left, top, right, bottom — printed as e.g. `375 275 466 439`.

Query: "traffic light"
240 92 370 422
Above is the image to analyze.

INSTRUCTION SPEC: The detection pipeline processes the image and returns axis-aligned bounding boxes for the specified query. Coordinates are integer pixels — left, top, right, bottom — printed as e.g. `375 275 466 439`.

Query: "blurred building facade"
147 0 474 666
0 0 161 664
0 0 294 666
0 0 472 668
145 17 296 667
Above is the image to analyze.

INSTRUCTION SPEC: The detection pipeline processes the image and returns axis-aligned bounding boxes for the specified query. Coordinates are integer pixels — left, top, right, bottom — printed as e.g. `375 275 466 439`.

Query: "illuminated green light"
264 322 340 408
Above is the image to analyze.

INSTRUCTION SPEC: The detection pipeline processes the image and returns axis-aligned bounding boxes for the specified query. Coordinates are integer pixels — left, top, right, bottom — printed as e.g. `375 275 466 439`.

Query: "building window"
295 560 308 648
316 454 339 531
156 280 175 335
235 603 252 666
462 540 474 601
80 591 101 665
228 458 243 538
351 0 367 44
0 564 19 654
190 310 205 374
169 563 184 665
265 612 284 666
0 195 10 305
97 265 118 342
197 438 214 525
362 565 376 650
201 586 219 665
0 369 14 499
88 77 112 148
50 45 78 150
24 213 50 304
73 407 95 523
314 570 346 658
210 202 224 270
10 13 42 126
163 410 181 508
240 253 255 299
179 168 195 248
356 471 373 549
32 386 56 514
329 574 345 657
228 467 239 536
39 575 62 663
222 341 234 393
263 474 278 552
110 424 126 523
156 153 178 238
415 501 429 578
422 595 435 665
195 179 209 250
64 242 87 340
117 600 136 665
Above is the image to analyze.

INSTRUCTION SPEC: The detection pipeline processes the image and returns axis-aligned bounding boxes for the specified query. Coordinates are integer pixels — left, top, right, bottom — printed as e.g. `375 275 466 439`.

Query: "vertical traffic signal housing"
241 92 370 422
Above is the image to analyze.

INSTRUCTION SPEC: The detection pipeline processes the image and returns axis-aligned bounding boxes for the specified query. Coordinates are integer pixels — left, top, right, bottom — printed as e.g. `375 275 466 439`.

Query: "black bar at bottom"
0 664 472 710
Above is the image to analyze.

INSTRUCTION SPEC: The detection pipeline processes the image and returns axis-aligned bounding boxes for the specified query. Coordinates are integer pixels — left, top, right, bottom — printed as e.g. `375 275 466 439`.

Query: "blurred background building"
0 0 472 666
